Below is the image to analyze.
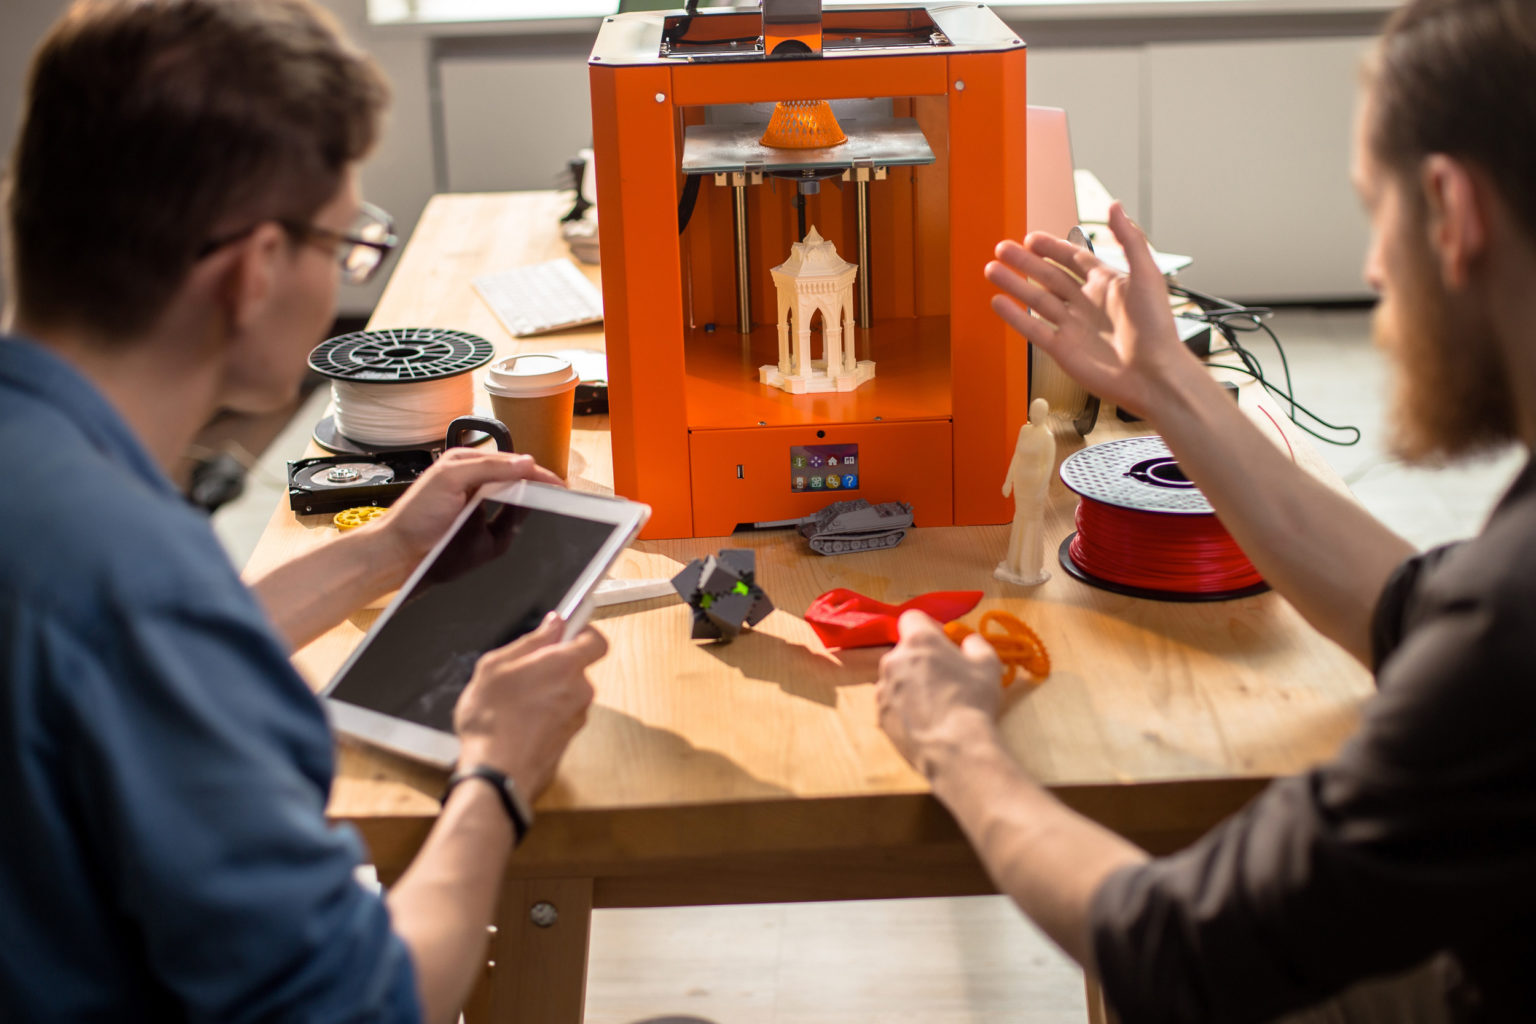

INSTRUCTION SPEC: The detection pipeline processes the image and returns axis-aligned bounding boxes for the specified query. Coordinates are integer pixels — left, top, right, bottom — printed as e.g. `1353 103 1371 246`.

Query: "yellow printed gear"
334 506 389 532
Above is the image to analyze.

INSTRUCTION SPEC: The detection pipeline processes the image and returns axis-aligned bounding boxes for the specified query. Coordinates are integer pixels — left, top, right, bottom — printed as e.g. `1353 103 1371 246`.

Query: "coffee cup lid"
484 353 579 398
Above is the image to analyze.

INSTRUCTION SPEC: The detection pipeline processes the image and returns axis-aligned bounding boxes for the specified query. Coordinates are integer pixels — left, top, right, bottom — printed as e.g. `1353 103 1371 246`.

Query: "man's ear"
1420 153 1487 289
211 222 288 334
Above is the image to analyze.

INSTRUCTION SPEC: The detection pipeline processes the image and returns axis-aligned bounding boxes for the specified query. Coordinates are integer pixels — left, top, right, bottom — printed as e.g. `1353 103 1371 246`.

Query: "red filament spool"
1058 436 1267 602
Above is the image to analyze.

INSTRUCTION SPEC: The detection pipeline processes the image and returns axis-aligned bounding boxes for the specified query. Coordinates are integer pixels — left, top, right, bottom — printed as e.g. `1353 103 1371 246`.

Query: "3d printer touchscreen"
324 489 630 740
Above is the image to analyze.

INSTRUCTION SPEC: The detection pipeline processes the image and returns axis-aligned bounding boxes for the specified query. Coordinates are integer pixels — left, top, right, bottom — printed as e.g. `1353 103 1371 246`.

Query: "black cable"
677 173 702 234
1170 283 1309 426
1168 282 1272 320
561 156 593 224
1167 283 1358 446
1063 248 1357 444
662 2 739 52
1249 318 1297 421
1205 356 1361 446
1206 316 1296 421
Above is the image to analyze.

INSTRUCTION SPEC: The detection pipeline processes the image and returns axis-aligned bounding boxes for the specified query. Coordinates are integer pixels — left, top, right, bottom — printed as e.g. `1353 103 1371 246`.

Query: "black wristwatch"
442 764 534 846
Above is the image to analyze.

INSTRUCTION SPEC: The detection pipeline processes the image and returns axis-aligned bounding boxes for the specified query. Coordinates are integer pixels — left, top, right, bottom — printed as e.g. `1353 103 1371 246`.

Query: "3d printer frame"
590 3 1027 539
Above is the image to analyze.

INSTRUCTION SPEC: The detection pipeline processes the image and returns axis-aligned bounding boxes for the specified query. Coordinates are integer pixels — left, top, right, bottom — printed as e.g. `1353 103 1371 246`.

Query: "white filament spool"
1031 347 1099 436
307 327 496 452
331 375 475 448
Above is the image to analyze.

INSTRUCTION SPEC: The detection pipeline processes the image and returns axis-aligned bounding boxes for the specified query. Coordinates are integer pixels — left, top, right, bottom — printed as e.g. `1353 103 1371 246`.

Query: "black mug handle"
445 415 513 453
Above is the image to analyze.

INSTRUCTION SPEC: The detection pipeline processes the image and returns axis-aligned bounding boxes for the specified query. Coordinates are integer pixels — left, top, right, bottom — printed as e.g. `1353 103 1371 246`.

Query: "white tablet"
322 480 650 767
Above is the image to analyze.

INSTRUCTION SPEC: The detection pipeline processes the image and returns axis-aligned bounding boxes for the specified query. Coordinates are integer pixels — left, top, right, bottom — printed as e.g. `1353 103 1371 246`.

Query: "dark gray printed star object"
670 549 774 642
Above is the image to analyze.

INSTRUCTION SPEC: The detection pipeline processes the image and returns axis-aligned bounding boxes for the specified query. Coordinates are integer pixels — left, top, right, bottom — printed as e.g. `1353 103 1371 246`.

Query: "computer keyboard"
472 259 604 337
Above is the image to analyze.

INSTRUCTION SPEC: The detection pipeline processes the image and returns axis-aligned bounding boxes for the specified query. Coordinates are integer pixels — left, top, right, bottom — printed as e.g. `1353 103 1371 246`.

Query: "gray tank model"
799 499 915 555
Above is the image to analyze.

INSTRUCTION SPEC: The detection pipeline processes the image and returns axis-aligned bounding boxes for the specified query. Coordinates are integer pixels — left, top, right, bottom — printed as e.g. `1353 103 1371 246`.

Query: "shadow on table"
569 704 794 804
696 628 856 709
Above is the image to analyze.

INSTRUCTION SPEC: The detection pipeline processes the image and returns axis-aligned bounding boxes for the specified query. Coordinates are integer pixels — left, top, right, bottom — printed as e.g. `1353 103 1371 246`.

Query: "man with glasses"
0 1 603 1021
198 200 400 287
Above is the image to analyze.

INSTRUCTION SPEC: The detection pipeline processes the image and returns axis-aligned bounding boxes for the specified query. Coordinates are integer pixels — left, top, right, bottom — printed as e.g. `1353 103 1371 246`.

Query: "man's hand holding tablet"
322 478 650 774
375 448 566 583
357 467 648 1024
453 609 606 804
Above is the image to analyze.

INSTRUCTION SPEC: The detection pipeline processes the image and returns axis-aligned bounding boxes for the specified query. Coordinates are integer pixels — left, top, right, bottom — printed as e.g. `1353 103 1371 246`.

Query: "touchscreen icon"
842 474 858 489
810 476 824 489
826 475 841 490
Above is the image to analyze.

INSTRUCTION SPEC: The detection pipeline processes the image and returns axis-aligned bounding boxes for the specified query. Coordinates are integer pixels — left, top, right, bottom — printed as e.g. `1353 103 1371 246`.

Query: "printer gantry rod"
733 178 752 335
856 176 871 329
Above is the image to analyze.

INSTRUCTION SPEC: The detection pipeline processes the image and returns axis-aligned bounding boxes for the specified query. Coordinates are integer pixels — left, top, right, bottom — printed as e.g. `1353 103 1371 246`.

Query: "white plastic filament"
331 373 475 447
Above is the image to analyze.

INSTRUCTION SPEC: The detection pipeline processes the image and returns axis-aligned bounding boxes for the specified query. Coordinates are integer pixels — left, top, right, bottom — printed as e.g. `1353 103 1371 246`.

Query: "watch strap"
442 764 533 846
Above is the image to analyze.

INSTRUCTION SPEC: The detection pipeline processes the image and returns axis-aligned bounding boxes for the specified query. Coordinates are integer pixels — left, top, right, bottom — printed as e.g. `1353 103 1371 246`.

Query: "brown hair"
1367 0 1536 240
5 0 389 336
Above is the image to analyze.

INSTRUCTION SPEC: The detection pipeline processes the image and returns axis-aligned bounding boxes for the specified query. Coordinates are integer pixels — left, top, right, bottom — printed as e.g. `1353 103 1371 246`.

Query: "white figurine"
996 396 1055 586
759 227 875 394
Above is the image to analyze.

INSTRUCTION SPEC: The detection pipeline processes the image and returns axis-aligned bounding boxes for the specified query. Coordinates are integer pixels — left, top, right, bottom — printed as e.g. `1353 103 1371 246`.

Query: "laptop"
1026 105 1081 238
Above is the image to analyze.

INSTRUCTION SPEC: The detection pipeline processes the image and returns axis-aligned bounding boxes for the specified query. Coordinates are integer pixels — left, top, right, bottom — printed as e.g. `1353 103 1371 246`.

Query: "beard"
1376 246 1519 465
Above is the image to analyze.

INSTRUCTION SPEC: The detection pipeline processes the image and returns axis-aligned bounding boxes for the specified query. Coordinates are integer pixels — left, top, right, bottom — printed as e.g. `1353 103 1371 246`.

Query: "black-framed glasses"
196 200 399 286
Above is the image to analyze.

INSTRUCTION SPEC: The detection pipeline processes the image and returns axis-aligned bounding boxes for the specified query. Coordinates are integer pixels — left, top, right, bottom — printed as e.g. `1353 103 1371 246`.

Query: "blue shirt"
0 337 421 1022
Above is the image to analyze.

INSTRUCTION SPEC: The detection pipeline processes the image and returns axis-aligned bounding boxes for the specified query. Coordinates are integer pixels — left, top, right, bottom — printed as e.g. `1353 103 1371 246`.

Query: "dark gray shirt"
1091 456 1536 1024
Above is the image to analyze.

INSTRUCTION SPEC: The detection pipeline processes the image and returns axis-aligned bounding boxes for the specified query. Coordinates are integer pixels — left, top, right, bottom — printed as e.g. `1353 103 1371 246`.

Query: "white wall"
1027 46 1144 221
1143 36 1372 299
314 0 439 314
0 0 430 318
1028 34 1374 300
0 0 72 320
440 54 593 193
356 16 1384 304
0 3 1380 318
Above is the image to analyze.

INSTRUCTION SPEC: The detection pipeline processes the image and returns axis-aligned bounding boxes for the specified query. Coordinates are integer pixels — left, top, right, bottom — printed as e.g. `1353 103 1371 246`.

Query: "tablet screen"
326 498 616 733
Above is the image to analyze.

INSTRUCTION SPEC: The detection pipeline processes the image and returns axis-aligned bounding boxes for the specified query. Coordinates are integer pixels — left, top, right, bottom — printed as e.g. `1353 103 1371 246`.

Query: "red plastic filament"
1069 498 1263 596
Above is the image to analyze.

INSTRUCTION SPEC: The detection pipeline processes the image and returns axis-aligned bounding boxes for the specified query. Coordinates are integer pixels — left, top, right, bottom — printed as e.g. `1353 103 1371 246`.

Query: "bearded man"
874 0 1536 1020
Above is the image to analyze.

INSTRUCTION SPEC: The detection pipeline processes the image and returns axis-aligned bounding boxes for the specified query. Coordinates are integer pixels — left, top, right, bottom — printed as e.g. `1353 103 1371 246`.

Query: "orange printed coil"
944 611 1051 687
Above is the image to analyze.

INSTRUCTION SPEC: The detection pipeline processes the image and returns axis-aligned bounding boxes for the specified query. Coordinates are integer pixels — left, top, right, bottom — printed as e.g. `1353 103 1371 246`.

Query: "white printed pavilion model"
760 227 874 394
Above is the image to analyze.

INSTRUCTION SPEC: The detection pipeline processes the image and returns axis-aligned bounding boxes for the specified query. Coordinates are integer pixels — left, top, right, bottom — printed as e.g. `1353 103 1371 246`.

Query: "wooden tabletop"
244 191 1373 887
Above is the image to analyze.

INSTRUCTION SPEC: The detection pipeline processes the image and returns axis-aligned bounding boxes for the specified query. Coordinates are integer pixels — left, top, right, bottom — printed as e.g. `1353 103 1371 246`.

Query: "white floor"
215 308 1525 1024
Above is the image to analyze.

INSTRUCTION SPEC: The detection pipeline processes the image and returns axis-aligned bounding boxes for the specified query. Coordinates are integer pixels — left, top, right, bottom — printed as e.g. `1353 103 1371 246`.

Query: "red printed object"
805 588 983 649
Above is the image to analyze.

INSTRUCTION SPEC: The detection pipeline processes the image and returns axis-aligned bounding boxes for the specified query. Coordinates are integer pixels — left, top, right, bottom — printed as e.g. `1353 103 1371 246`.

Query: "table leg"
1085 974 1121 1024
464 876 594 1024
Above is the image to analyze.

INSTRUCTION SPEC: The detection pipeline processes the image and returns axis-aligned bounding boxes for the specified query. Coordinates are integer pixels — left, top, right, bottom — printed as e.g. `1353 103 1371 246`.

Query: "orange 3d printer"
589 2 1026 539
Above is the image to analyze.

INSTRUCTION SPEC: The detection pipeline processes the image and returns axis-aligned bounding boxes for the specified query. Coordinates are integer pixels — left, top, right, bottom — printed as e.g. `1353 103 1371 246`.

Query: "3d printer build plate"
683 317 952 430
681 118 935 176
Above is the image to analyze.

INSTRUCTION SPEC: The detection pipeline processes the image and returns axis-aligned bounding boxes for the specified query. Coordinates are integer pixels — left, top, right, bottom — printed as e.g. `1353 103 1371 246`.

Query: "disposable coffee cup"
483 353 580 478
